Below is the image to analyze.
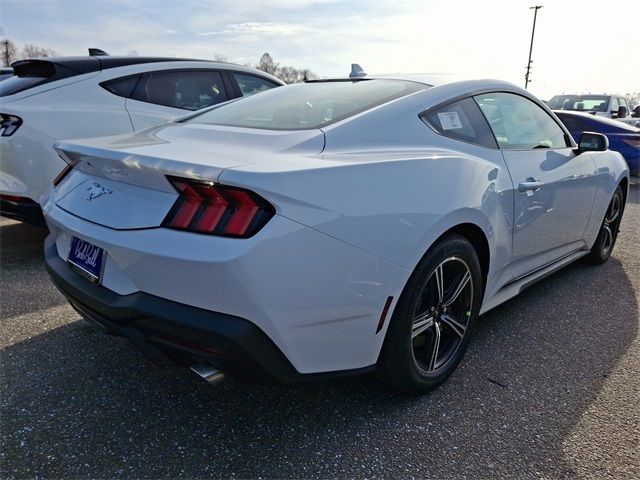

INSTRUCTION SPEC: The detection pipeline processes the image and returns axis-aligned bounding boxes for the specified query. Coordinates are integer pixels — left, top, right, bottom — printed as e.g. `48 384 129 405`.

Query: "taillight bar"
162 176 275 238
52 154 80 186
0 113 22 137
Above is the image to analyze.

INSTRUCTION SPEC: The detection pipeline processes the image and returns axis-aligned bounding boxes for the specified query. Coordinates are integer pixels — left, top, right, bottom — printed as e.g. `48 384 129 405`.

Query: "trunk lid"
53 122 324 229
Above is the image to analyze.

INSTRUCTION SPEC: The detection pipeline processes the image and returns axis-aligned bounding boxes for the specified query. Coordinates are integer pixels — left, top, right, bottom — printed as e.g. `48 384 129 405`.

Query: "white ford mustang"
43 74 629 392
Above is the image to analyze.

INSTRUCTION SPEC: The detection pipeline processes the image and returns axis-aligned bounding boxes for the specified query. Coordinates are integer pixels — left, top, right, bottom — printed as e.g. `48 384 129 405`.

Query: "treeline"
0 35 315 85
254 52 315 84
1 38 57 67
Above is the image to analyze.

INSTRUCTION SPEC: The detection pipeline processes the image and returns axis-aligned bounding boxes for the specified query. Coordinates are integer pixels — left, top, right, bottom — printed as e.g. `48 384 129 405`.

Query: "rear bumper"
44 237 373 383
0 195 46 226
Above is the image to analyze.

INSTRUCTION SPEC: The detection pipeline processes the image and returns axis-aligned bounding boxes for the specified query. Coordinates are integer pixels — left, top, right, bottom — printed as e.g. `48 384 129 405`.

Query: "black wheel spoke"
427 322 441 371
440 313 466 338
603 224 613 251
412 311 435 339
442 270 471 307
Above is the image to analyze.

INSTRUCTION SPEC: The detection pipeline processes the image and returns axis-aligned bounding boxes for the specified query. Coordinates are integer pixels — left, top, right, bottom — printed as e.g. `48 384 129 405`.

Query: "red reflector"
376 296 394 334
163 176 274 238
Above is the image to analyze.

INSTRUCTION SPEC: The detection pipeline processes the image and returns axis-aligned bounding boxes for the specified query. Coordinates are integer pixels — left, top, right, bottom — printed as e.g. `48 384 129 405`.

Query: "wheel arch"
619 176 629 206
407 208 495 290
444 223 490 295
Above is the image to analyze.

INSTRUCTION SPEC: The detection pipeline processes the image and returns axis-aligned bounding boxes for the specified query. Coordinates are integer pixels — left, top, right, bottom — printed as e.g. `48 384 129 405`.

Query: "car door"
125 69 231 131
474 92 598 278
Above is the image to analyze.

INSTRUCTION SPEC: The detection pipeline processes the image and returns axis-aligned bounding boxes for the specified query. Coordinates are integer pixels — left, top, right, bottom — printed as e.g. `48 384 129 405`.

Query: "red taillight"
162 176 275 238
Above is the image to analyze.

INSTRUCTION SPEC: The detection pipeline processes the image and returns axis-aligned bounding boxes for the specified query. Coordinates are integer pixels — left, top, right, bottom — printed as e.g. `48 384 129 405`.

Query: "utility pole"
524 5 543 90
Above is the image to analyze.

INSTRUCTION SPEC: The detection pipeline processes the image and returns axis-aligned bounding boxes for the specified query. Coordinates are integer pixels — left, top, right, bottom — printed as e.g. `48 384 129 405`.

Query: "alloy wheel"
411 257 474 373
600 193 622 255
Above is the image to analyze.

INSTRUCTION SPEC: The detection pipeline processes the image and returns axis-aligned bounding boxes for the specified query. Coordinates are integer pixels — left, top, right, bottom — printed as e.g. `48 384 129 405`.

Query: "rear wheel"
586 186 624 265
379 234 483 393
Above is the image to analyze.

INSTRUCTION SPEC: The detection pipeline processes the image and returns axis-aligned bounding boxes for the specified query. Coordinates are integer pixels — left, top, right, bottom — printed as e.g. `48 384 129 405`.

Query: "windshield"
547 95 609 112
184 79 427 130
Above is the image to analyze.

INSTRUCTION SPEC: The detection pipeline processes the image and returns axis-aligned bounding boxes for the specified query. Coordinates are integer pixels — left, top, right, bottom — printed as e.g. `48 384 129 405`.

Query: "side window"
233 73 279 97
474 92 569 150
130 70 228 110
610 97 619 113
421 97 498 148
619 98 628 116
100 75 141 98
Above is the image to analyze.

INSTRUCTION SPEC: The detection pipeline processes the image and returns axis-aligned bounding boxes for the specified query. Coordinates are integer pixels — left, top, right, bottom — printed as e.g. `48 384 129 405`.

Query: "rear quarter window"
129 70 228 111
100 75 141 98
421 97 498 149
233 73 279 97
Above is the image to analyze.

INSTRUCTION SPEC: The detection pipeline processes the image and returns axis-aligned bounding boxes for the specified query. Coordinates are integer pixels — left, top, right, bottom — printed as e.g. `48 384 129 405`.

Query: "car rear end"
0 58 102 224
42 120 410 381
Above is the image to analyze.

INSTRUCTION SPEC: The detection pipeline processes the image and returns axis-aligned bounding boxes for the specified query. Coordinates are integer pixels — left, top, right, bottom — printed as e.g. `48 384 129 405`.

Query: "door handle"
518 178 544 193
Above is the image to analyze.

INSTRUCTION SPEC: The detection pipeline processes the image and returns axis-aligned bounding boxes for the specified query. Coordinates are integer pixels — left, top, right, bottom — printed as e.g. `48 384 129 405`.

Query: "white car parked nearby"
0 51 284 224
43 74 629 393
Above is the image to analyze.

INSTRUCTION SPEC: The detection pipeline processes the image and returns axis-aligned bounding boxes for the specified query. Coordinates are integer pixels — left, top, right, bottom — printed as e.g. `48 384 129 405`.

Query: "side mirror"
575 132 609 153
618 106 628 118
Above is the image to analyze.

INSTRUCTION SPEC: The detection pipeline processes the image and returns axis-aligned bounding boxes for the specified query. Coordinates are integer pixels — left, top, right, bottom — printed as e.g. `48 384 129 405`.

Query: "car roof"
308 73 508 88
11 55 233 75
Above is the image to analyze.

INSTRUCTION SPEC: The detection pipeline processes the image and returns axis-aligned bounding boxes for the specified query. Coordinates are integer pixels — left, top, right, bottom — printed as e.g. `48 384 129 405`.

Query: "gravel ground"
1 180 638 479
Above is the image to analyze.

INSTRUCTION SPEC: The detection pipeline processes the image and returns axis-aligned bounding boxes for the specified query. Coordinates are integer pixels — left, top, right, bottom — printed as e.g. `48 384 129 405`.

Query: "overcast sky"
2 0 638 99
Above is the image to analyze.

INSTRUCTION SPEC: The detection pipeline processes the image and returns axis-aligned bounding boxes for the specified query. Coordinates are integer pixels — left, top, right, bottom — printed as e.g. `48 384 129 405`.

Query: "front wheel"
378 234 483 393
586 185 624 265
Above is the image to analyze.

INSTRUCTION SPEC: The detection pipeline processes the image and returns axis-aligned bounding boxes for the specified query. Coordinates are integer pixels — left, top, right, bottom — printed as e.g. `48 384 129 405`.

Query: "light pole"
524 5 543 90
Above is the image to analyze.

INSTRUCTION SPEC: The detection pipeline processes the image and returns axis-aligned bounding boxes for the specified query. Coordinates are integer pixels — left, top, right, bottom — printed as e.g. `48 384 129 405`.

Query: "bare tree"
257 52 278 76
212 53 229 62
625 92 640 108
1 38 17 66
126 49 138 56
21 43 57 59
256 52 315 84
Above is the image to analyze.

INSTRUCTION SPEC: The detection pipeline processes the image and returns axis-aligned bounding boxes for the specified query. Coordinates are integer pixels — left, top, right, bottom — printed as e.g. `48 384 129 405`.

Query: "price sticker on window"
437 111 463 130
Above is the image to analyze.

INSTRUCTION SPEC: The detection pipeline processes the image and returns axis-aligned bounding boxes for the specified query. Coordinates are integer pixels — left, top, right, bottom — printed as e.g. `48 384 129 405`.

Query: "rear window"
184 79 426 130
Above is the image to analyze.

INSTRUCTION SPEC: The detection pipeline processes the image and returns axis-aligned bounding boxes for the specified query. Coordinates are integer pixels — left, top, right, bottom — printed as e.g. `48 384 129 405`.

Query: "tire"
378 233 483 394
585 185 625 265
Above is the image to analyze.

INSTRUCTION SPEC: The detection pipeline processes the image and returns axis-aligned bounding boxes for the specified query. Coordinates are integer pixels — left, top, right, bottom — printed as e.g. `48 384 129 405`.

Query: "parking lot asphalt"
1 180 639 480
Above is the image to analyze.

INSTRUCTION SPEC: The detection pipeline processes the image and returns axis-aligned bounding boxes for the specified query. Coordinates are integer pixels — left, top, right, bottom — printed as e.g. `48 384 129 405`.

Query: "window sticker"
437 111 463 130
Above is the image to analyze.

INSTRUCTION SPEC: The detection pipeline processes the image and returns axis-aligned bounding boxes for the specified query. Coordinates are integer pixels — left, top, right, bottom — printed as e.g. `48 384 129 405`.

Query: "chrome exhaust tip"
190 364 226 386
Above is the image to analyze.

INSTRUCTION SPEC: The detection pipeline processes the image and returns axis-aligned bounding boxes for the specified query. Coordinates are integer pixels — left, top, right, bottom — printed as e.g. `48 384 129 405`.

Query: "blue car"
554 110 640 175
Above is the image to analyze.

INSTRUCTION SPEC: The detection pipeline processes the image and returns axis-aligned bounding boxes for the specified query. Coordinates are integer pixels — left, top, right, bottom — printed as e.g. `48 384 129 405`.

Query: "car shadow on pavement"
0 221 63 319
2 257 638 477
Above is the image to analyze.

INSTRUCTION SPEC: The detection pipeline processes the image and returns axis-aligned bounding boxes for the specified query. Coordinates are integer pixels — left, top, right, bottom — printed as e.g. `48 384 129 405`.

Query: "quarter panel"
583 150 630 247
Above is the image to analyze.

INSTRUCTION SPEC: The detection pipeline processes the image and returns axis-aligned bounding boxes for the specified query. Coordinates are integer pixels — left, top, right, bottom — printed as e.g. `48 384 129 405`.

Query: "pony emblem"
86 183 113 201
